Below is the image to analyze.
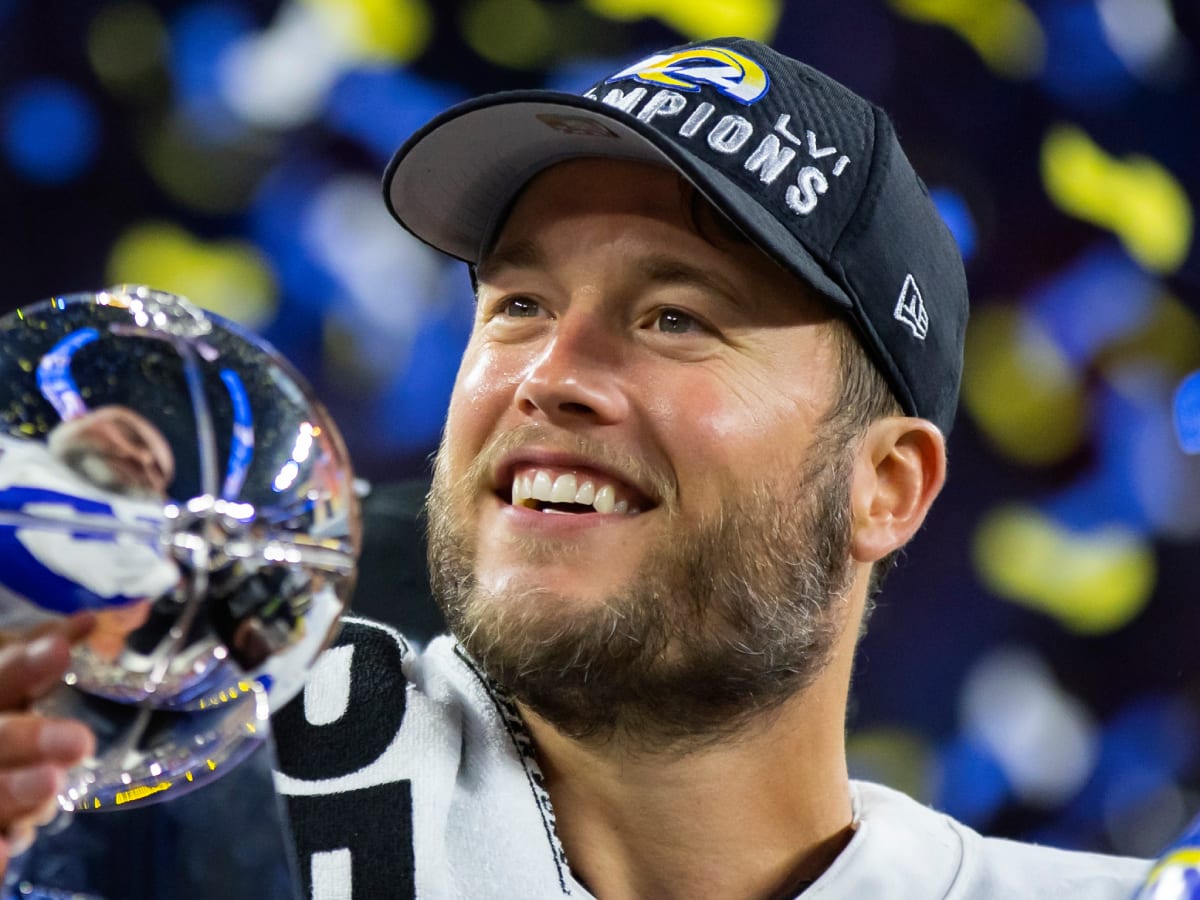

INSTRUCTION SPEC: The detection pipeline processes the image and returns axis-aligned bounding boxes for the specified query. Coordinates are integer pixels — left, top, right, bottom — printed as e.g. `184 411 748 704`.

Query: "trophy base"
37 682 270 813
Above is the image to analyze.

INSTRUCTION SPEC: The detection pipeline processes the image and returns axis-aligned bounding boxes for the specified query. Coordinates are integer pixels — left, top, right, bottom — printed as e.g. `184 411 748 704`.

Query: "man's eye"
503 297 541 318
655 308 701 334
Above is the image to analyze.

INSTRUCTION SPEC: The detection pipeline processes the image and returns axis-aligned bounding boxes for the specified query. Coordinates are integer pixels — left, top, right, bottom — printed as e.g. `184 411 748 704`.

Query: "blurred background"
2 0 1199 861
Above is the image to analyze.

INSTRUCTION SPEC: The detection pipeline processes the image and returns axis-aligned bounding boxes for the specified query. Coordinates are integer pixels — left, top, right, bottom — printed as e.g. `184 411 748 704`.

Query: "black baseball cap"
383 36 969 435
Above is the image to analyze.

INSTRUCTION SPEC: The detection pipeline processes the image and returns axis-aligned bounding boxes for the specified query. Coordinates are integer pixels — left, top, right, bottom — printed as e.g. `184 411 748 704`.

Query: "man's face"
49 405 175 499
427 158 859 746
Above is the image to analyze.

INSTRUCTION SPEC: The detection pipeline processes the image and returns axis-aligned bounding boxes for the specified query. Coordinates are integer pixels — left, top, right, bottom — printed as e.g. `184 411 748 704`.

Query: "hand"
0 613 96 877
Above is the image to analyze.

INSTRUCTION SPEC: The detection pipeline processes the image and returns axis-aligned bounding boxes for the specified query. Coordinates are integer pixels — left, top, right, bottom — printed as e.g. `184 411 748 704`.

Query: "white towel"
273 616 583 899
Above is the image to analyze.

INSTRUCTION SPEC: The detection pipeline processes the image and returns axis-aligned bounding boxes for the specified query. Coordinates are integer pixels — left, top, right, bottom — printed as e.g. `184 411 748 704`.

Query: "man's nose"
513 315 629 425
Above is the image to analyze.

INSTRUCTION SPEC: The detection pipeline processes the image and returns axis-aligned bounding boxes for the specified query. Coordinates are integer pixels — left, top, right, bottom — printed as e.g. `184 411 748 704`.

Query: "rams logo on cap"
606 47 770 105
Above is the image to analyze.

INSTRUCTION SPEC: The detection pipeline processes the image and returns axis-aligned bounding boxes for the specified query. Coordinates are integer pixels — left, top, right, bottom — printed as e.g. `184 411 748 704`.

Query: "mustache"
447 423 679 512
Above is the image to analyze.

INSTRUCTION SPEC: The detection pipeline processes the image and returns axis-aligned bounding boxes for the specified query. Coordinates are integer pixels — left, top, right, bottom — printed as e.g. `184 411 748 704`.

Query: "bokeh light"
886 0 1045 78
86 3 168 100
1041 124 1194 274
962 305 1086 465
959 647 1097 807
1178 371 1200 454
586 0 782 43
302 0 432 63
462 0 556 69
105 221 278 327
972 505 1155 634
2 79 100 183
930 187 978 261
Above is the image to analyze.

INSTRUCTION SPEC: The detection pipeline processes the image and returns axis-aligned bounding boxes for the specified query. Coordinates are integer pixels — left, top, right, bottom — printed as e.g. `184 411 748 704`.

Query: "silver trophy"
0 286 360 897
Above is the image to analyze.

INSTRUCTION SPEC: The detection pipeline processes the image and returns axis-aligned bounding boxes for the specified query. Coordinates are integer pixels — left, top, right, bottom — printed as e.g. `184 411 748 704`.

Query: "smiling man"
0 36 1152 899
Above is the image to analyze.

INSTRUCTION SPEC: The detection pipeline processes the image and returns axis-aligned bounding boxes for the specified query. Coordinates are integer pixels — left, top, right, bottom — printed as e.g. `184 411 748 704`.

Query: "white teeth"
508 469 638 515
512 475 536 508
551 473 577 502
593 485 615 514
575 481 595 505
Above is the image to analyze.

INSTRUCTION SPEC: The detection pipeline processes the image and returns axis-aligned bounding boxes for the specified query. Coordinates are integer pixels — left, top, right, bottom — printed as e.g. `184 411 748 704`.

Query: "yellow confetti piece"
962 305 1086 465
461 0 555 69
86 2 167 98
302 0 432 63
106 221 278 329
848 729 935 803
888 0 1045 78
1042 124 1194 274
585 0 781 43
1099 289 1200 378
973 505 1156 634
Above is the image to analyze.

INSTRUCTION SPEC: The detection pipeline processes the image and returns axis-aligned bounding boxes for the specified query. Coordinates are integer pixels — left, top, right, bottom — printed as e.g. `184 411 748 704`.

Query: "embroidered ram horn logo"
606 47 770 105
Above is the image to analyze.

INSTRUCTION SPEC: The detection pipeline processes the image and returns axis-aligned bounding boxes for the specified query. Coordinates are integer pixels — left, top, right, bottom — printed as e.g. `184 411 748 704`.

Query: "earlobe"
849 417 947 563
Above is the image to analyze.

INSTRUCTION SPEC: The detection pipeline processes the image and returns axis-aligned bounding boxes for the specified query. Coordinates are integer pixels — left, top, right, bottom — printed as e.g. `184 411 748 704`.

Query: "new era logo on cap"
894 274 929 341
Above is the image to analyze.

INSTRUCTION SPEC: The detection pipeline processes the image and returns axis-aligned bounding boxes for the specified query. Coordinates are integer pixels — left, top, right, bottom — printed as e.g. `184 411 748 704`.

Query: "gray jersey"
273 618 1151 899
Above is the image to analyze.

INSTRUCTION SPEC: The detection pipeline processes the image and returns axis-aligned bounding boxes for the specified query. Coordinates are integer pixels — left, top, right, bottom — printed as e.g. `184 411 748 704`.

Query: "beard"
52 442 162 501
426 424 857 752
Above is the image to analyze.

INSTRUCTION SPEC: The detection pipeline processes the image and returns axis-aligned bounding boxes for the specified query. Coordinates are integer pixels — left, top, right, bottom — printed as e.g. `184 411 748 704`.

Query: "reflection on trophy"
0 285 359 893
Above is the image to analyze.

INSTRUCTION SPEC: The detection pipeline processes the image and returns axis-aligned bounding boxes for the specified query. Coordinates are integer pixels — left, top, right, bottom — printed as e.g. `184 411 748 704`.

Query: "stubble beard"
426 427 857 753
51 442 161 501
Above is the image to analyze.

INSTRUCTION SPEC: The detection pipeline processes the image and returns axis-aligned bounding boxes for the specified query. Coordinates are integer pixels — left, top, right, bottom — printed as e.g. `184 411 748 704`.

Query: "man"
1 37 1152 898
0 409 177 628
48 404 176 501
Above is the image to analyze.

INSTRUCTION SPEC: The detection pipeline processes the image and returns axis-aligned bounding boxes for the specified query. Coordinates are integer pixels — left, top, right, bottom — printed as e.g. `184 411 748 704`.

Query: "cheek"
444 345 520 449
645 373 797 457
454 343 496 405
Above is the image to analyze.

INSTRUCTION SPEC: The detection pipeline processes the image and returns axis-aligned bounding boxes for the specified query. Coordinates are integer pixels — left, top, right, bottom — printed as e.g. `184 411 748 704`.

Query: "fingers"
0 715 94 769
0 613 96 710
0 764 63 838
57 611 98 646
0 767 62 884
0 783 56 878
6 814 37 856
0 613 98 881
0 611 97 651
0 714 90 878
0 637 70 711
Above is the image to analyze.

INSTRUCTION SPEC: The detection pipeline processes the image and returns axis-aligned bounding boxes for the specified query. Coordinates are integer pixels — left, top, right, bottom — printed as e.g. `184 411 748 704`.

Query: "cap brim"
383 91 855 314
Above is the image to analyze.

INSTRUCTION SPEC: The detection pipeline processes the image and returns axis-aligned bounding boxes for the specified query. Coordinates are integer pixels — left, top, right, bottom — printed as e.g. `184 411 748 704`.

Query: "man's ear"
849 417 947 563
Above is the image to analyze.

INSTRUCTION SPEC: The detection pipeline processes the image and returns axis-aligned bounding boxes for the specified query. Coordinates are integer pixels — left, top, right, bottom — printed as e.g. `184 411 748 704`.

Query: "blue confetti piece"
169 1 255 117
933 736 1011 826
930 187 977 261
2 79 101 183
325 68 467 163
1175 371 1200 454
1038 0 1136 110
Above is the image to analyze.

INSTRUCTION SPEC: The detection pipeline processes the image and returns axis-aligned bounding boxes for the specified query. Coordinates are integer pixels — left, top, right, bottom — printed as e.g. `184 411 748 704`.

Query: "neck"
521 626 860 900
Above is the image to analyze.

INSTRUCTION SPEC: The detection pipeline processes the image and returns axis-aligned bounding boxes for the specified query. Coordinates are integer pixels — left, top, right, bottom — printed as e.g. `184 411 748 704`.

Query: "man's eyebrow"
476 239 545 282
476 245 749 311
636 254 746 310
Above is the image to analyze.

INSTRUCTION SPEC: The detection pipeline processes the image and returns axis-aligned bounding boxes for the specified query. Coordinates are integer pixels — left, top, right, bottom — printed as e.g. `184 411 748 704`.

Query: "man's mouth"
507 467 648 516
